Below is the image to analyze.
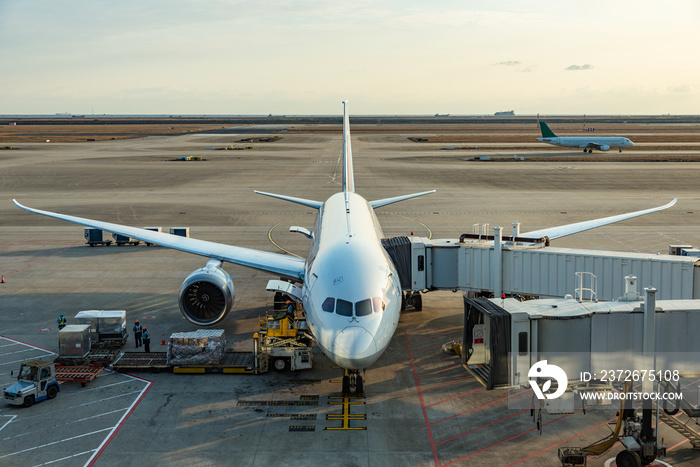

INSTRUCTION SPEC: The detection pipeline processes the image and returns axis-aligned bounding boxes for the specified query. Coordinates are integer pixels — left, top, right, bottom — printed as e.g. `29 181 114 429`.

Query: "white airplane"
14 102 675 394
537 121 634 153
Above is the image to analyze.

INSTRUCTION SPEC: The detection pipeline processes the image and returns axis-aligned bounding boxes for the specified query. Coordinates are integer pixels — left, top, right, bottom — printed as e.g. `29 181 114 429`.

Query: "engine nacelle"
178 260 235 326
598 145 610 151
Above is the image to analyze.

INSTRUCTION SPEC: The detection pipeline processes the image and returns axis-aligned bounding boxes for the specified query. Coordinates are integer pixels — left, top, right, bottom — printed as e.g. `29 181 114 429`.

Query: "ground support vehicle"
3 360 103 407
111 312 314 374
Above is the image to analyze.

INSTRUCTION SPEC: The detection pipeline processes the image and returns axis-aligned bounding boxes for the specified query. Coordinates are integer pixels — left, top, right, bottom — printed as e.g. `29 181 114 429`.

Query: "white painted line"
0 347 46 358
32 450 95 467
0 336 56 354
75 408 128 423
0 354 56 367
0 415 17 432
0 427 113 459
84 373 152 466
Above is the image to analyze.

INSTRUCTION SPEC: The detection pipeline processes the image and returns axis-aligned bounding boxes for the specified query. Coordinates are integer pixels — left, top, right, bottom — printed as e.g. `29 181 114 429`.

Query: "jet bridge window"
322 297 335 313
336 299 353 317
355 299 372 317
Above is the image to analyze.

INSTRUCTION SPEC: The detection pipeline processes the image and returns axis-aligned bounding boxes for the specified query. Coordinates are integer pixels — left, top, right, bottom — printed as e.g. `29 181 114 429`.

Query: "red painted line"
430 392 515 426
441 409 584 467
417 364 462 379
405 330 441 467
412 354 454 366
5 241 83 277
422 375 473 392
0 335 56 354
666 438 689 452
86 373 153 466
0 233 40 251
409 343 449 354
425 386 482 409
436 408 529 446
407 329 460 343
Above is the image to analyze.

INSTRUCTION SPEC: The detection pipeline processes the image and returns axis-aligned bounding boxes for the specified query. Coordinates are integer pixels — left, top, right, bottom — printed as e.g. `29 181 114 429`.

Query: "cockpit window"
372 297 385 313
322 297 335 313
355 299 372 317
336 298 353 317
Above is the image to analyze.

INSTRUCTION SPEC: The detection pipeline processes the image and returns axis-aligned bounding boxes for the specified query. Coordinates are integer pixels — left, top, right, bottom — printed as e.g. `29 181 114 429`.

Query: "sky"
1 0 699 115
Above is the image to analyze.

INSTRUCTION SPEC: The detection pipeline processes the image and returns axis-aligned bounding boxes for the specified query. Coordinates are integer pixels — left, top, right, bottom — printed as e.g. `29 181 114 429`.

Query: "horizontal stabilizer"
254 191 323 209
521 198 677 240
370 190 436 209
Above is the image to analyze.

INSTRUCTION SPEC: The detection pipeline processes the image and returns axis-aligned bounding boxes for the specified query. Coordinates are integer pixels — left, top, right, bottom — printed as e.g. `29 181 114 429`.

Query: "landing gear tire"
23 395 35 408
413 292 423 311
355 374 365 398
615 449 641 467
47 384 58 399
400 293 406 311
273 358 287 372
342 375 351 396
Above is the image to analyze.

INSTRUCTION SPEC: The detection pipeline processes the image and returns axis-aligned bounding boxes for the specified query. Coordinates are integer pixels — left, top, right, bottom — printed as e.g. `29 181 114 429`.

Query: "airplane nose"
333 326 378 361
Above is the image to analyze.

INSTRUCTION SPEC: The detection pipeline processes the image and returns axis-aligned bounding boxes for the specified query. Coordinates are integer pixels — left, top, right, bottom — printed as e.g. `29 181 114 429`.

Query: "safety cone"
1 275 5 284
161 333 166 346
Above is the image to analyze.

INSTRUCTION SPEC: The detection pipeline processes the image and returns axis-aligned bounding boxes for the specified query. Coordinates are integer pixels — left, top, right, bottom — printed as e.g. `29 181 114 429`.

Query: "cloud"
669 84 692 93
565 64 593 71
495 60 521 66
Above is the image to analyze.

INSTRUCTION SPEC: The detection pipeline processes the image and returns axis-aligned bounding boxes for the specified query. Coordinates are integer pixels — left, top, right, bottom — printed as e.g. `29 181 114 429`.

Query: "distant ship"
434 113 450 117
494 110 515 116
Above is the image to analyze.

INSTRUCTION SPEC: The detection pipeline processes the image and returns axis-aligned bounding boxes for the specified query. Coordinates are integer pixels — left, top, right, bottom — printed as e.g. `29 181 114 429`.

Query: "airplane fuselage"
301 191 402 370
537 136 634 151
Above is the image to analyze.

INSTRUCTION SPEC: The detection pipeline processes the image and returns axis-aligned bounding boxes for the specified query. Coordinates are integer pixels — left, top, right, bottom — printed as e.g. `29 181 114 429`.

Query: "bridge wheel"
615 449 641 467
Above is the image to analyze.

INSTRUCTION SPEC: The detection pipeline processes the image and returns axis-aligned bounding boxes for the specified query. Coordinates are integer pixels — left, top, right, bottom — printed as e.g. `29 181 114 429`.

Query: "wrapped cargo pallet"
74 310 127 342
59 324 91 358
167 329 226 365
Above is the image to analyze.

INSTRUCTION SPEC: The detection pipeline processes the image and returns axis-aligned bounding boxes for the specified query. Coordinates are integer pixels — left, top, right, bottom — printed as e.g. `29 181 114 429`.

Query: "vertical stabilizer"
539 121 557 138
342 100 355 194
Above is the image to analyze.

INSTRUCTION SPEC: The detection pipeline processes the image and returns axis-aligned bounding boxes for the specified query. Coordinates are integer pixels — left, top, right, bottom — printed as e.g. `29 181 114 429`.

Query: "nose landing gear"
342 369 365 398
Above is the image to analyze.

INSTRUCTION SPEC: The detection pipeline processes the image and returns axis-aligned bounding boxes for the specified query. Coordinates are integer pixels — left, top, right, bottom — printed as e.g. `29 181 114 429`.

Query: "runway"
1 128 700 466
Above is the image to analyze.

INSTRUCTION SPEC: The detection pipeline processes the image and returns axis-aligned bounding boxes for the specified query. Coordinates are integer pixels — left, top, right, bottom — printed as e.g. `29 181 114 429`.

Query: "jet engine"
598 145 610 151
178 259 235 326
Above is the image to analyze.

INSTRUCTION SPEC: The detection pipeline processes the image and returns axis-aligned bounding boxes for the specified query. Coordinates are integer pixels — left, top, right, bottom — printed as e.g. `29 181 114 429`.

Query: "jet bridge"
382 233 700 302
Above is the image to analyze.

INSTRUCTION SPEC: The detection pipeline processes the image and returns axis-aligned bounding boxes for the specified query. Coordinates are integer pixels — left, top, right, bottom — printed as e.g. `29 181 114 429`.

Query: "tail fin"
342 100 354 194
539 121 557 138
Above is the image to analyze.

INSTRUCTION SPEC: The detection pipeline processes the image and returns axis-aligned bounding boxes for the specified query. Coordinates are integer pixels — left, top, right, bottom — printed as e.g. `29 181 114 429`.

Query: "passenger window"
322 297 335 313
372 297 385 313
336 299 353 317
356 299 372 317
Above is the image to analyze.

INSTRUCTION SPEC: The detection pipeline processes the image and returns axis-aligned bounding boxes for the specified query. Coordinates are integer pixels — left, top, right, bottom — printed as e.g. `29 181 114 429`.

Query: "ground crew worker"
57 313 67 330
142 326 151 352
133 320 142 348
286 300 295 320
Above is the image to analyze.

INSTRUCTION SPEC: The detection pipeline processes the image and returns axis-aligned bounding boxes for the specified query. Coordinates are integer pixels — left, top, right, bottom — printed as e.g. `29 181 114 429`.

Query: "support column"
493 226 503 299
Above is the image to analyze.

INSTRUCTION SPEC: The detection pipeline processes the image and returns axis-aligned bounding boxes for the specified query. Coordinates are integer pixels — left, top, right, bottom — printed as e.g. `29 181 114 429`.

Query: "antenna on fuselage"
342 100 354 213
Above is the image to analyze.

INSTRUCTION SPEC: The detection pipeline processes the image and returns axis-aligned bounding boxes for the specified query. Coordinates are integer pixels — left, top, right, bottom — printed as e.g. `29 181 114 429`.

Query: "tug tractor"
4 360 60 407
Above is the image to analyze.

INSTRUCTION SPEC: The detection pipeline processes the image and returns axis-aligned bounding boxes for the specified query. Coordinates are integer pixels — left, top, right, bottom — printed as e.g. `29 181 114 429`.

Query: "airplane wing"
370 190 436 209
520 198 677 240
12 200 306 280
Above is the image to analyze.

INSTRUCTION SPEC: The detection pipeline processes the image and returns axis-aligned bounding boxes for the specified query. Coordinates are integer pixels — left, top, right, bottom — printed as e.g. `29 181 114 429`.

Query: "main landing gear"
342 369 365 398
